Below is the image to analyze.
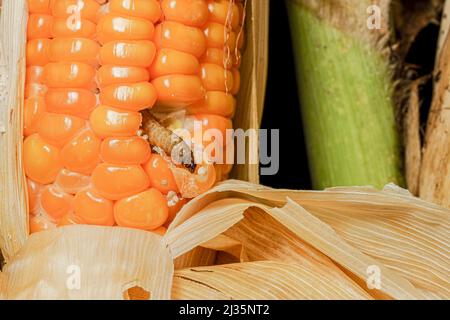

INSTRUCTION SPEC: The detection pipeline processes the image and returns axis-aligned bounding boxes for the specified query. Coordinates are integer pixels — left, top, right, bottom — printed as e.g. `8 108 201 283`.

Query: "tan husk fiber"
419 0 450 209
0 0 28 262
1 180 449 299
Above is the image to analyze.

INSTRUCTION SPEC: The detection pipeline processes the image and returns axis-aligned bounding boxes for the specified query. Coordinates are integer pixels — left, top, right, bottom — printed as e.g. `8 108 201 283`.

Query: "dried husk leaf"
419 0 450 209
167 181 448 299
0 0 28 261
165 187 432 299
0 226 173 299
403 77 427 196
174 247 217 270
229 0 268 183
172 261 372 300
295 185 450 299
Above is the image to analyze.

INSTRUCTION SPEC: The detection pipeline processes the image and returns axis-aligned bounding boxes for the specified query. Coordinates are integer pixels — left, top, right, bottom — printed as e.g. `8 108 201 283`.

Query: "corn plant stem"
286 0 404 189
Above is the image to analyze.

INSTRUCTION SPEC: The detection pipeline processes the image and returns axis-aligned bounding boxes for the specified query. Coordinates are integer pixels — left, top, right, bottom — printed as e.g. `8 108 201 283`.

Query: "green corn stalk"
286 0 405 189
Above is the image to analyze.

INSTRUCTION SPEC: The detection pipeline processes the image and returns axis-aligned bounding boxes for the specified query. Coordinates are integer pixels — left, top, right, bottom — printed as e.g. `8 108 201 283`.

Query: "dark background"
260 1 312 190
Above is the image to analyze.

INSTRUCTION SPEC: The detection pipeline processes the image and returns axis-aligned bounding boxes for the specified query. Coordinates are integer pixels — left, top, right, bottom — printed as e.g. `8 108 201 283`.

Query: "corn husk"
0 0 28 262
230 0 268 184
172 261 372 300
419 0 450 208
1 181 448 299
0 0 269 261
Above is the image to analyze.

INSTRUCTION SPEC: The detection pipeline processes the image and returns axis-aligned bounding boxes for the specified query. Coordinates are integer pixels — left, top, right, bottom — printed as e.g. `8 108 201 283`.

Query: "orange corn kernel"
73 189 115 226
45 88 96 119
195 113 232 141
90 105 142 138
109 0 161 23
49 38 100 66
100 137 151 165
143 154 179 194
203 22 236 50
152 226 167 236
149 48 199 78
165 193 187 226
27 178 42 214
24 96 46 137
114 188 168 230
230 68 240 95
152 75 205 105
26 66 45 84
160 0 208 28
153 21 206 58
97 65 150 88
100 82 157 111
37 113 86 147
26 38 50 66
187 91 235 118
60 129 101 174
92 163 150 200
30 215 55 234
207 0 240 30
237 1 245 25
57 213 85 226
236 29 245 50
52 17 96 38
186 113 232 152
55 169 91 194
24 134 62 184
41 185 74 220
25 83 48 99
28 0 51 14
199 63 233 92
97 14 155 44
170 163 216 198
233 50 241 68
27 14 53 40
200 48 233 69
51 0 100 23
43 62 96 89
100 40 156 67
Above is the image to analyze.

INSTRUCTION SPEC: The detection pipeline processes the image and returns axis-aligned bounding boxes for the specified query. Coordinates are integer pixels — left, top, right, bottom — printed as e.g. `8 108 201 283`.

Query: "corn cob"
23 0 245 234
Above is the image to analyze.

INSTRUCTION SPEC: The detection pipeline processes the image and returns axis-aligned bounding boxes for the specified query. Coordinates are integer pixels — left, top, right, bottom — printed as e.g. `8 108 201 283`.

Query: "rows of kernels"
25 1 52 232
25 1 52 134
213 0 244 181
188 0 243 180
186 0 243 118
47 0 103 229
150 0 207 107
93 0 169 231
24 0 246 233
25 0 102 232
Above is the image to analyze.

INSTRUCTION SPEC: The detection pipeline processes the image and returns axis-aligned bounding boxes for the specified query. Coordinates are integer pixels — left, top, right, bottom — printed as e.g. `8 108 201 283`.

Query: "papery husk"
230 0 269 184
419 0 450 209
172 261 372 300
0 0 28 261
0 226 173 299
1 180 448 299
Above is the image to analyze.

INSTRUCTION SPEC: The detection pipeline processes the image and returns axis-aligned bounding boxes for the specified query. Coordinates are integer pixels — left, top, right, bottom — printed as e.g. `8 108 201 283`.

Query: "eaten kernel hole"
123 286 151 300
